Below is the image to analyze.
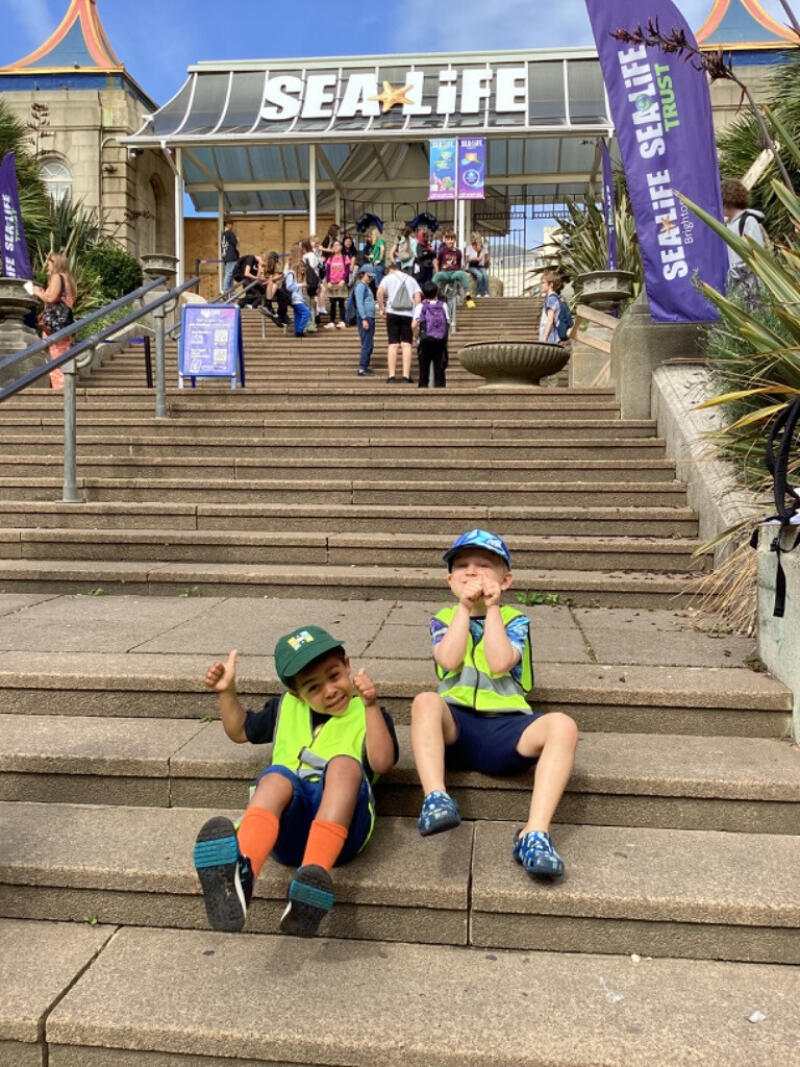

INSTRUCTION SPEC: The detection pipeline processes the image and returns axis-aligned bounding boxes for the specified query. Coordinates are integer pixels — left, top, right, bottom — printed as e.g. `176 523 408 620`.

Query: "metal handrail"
0 274 200 503
0 276 167 380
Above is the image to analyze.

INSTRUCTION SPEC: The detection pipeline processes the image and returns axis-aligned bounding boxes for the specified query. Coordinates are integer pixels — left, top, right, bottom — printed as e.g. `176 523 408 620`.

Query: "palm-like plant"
531 175 643 303
717 54 800 244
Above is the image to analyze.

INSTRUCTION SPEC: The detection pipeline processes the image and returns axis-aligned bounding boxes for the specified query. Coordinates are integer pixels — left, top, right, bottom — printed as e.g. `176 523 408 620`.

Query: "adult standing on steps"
220 220 239 295
376 261 421 383
354 264 376 376
33 252 77 391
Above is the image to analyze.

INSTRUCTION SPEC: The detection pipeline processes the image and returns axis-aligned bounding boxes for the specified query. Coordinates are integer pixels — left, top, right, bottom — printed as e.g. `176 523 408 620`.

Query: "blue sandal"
418 790 461 836
512 829 565 878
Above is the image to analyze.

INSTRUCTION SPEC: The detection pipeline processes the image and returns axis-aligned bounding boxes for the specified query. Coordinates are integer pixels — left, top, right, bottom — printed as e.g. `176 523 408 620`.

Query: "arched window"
39 159 72 203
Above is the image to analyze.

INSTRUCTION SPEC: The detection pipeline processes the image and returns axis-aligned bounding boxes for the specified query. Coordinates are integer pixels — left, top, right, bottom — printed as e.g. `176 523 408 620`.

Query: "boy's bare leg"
410 691 458 795
249 770 294 814
316 754 362 827
387 342 399 377
516 712 579 834
401 342 412 378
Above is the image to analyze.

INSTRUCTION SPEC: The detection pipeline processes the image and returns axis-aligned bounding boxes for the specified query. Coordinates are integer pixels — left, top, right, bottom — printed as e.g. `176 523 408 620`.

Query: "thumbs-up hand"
353 667 378 707
205 649 238 693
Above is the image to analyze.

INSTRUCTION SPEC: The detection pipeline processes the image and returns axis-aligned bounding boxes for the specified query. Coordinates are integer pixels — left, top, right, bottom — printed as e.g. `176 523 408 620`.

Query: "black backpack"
557 299 574 341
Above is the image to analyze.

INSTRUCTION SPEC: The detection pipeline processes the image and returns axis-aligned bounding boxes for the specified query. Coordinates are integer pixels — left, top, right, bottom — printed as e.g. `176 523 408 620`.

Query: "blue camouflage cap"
442 529 512 571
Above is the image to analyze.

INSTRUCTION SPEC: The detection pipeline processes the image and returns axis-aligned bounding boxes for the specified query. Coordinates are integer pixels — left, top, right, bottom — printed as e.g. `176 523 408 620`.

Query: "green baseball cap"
274 625 345 688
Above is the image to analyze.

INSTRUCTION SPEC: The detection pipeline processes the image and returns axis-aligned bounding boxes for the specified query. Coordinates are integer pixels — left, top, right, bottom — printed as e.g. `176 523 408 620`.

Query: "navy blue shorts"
444 704 541 777
254 763 374 868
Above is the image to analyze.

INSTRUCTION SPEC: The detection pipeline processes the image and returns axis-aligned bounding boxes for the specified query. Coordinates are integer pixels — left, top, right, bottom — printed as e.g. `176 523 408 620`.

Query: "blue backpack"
557 299 573 341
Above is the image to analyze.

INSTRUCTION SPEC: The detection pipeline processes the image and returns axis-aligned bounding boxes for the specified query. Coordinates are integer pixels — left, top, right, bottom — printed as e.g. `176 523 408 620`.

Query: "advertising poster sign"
457 138 486 200
429 139 457 201
0 153 32 281
585 0 726 322
179 305 244 387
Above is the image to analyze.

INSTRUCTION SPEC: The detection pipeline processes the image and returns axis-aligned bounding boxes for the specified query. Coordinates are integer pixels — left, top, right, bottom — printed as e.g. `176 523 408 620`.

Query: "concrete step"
1 803 798 963
3 921 791 1066
0 434 671 461
0 476 689 509
0 655 790 736
0 558 699 605
0 501 701 536
0 416 658 439
0 455 680 484
5 919 798 1067
69 384 619 401
0 529 708 572
2 717 797 834
5 394 623 415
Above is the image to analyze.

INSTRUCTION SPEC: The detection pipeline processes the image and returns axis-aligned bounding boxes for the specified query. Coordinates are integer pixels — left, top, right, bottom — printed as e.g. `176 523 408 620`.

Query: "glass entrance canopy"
124 47 613 213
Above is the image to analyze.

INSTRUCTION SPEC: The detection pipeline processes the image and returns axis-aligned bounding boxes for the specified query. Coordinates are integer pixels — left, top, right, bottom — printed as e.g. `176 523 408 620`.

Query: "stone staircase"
0 294 798 1065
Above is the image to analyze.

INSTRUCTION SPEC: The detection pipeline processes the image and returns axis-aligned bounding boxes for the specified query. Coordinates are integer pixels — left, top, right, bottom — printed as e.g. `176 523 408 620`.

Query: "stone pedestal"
758 524 800 740
140 253 180 333
0 277 50 390
610 291 712 419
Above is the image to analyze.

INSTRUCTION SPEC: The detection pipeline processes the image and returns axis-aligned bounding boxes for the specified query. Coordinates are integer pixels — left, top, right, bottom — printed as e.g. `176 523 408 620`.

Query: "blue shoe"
418 790 461 836
280 864 334 938
512 829 565 878
193 816 253 931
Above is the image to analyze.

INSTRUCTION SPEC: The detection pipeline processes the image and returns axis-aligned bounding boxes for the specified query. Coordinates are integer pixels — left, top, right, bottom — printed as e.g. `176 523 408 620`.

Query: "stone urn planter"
576 269 635 313
140 252 178 285
458 341 570 388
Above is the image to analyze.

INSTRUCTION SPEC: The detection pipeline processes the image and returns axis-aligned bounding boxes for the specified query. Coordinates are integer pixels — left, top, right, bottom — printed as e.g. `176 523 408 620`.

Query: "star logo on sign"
369 81 415 113
660 216 677 233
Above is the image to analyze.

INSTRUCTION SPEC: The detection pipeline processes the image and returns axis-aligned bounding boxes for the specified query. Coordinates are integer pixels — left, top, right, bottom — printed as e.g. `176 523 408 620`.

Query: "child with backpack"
323 240 354 329
412 281 450 388
538 269 563 344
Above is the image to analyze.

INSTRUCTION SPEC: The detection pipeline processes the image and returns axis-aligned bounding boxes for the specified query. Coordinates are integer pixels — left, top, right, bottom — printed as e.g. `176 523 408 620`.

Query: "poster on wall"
178 305 245 388
457 138 486 200
429 139 457 201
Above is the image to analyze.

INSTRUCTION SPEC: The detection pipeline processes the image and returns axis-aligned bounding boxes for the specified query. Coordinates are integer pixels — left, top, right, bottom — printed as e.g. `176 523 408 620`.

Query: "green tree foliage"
717 53 800 244
81 244 143 305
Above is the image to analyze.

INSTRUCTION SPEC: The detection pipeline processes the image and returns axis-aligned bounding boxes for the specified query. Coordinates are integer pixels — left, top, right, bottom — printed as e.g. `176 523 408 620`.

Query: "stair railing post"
154 302 167 419
62 355 81 503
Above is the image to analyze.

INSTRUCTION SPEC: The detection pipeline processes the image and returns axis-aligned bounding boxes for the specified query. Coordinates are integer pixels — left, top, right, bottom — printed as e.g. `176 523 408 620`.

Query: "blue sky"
3 1 795 106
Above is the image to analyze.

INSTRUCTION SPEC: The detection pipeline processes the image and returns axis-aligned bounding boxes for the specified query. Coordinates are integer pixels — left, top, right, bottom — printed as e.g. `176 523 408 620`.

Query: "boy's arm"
353 669 396 774
204 650 248 743
433 600 474 672
481 602 521 675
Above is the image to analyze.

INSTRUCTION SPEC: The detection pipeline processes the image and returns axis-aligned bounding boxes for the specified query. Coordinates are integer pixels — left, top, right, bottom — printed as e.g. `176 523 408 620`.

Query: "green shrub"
81 244 143 303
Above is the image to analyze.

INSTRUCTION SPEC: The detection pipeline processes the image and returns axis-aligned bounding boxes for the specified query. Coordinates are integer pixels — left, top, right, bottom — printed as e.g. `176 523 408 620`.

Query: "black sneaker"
193 816 253 932
386 376 396 383
402 376 413 383
358 369 375 376
280 864 334 938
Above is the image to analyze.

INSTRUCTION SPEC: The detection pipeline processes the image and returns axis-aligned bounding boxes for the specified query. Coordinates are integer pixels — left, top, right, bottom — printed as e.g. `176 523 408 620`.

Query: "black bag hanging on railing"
752 394 800 617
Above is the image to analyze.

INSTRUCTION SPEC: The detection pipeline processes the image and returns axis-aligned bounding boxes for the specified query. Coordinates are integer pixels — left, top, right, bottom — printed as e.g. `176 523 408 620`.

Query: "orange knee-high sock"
236 807 280 878
301 819 349 871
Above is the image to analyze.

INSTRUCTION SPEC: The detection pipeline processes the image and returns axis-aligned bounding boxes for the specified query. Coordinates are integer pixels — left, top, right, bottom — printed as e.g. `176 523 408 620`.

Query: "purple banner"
457 138 486 200
0 153 32 281
600 138 618 270
585 1 726 322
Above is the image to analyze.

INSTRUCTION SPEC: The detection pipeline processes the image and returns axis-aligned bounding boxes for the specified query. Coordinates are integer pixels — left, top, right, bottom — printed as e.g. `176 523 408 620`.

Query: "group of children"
193 528 579 939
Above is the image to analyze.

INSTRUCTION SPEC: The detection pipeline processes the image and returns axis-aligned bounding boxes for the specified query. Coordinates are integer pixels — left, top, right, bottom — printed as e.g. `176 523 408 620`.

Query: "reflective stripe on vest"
271 692 368 780
434 604 533 714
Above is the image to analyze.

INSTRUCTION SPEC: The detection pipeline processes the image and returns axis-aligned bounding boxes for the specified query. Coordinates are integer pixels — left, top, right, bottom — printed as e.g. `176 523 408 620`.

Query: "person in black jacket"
221 220 239 295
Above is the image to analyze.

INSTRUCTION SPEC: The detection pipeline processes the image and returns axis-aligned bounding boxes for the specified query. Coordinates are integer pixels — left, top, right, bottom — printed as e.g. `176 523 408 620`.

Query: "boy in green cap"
193 625 398 938
411 529 578 878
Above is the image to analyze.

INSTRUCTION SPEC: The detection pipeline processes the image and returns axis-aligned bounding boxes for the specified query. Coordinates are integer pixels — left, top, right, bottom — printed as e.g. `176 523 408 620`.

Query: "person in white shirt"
376 262 422 383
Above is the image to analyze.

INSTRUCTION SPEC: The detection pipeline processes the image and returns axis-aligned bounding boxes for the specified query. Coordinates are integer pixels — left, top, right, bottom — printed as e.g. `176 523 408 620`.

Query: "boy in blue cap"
193 625 398 937
411 530 578 877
